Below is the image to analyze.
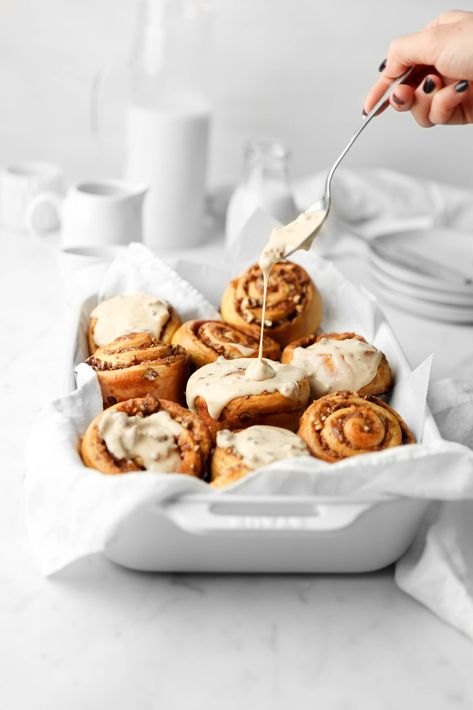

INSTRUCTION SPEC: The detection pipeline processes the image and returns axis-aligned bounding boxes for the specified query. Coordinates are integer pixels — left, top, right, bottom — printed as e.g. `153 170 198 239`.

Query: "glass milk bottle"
94 0 214 250
225 140 298 247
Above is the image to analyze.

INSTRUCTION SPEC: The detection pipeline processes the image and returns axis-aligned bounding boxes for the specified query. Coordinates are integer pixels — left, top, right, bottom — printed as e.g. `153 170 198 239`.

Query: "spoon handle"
285 67 415 258
322 66 415 206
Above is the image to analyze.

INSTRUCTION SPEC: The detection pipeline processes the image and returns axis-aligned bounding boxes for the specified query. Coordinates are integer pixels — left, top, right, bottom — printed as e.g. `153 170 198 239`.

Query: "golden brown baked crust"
210 426 310 488
172 319 280 368
86 332 190 407
298 391 415 463
220 261 323 347
281 331 393 396
88 299 181 355
210 444 252 488
80 395 212 476
192 376 310 439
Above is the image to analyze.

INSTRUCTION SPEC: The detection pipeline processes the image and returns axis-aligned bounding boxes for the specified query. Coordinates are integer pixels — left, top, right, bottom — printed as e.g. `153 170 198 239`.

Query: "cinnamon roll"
282 332 392 399
172 319 280 368
86 332 190 407
80 395 212 477
298 391 415 463
220 261 323 347
88 293 181 354
211 425 310 487
186 357 310 438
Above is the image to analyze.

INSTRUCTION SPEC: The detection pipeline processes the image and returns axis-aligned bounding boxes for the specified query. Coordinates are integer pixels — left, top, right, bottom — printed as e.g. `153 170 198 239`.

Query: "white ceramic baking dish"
67 292 437 573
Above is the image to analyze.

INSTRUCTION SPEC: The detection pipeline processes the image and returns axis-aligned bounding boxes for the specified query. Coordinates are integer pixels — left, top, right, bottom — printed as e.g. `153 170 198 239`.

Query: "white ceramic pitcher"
27 179 148 247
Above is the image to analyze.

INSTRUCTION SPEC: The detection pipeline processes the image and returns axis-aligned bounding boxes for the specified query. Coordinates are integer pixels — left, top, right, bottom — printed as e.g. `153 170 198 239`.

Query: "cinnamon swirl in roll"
211 425 310 487
88 293 181 354
172 319 280 368
86 332 190 407
282 332 392 399
186 357 309 438
298 391 415 463
220 261 323 347
80 395 212 477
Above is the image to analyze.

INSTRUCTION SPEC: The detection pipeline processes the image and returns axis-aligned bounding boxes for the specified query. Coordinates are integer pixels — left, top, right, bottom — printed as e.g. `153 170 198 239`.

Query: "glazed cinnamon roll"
211 425 310 487
80 395 212 477
282 332 392 399
220 261 323 347
86 332 190 407
298 391 415 463
88 292 181 354
186 357 310 438
172 319 280 368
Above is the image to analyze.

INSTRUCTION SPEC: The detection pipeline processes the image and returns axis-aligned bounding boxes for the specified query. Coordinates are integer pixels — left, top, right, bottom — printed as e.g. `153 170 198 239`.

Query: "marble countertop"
2 230 473 710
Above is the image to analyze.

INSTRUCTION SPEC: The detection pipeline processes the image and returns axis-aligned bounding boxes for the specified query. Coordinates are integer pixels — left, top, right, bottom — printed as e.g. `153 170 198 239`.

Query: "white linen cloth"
396 380 473 639
25 170 473 643
98 242 220 321
293 167 473 238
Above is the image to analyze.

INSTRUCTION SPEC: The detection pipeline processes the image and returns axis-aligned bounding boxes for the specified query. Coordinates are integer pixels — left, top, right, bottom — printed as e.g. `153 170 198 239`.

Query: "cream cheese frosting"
186 357 306 419
259 209 327 272
98 409 183 472
91 293 170 347
290 337 382 397
249 209 326 381
217 425 309 469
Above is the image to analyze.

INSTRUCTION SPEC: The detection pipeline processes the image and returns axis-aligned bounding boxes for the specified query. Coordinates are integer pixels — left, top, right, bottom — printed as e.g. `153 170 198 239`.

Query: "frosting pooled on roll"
291 337 382 397
98 408 183 472
186 357 305 419
217 425 309 469
91 293 171 347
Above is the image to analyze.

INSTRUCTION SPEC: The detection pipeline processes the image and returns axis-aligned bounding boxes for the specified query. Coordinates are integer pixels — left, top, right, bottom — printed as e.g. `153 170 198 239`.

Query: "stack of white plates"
367 228 473 323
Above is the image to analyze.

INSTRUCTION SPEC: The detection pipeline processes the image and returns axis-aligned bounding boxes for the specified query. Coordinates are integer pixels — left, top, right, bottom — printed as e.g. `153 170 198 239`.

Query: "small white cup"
27 179 148 247
0 161 63 232
56 244 126 304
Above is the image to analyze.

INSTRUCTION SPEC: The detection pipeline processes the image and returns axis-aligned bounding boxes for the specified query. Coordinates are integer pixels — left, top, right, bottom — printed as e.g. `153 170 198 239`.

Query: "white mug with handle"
0 161 63 232
26 178 148 247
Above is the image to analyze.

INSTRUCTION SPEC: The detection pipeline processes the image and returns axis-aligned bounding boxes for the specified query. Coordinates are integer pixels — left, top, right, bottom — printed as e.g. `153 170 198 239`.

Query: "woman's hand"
363 10 473 126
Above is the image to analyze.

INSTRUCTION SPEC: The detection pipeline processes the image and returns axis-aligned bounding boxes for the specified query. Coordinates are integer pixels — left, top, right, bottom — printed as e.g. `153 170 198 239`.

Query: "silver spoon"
284 66 415 257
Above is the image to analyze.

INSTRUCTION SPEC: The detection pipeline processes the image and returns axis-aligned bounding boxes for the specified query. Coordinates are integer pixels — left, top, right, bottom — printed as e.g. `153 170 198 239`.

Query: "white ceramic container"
65 292 438 574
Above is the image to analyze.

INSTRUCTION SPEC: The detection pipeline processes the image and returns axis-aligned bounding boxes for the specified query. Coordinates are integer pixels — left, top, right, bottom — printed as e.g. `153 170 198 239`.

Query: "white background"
2 3 473 707
0 0 471 189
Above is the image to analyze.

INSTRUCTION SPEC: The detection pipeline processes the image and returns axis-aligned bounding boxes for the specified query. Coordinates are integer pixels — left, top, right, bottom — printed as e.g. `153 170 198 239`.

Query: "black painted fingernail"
455 80 469 92
392 93 405 105
362 109 367 116
378 58 387 72
423 77 436 94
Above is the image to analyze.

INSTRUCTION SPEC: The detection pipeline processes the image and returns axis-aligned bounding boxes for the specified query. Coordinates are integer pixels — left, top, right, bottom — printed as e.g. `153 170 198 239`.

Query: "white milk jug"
93 0 214 251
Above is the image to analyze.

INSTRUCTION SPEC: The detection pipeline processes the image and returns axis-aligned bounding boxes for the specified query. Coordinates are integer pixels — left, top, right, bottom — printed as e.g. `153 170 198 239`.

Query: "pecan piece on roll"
220 261 323 347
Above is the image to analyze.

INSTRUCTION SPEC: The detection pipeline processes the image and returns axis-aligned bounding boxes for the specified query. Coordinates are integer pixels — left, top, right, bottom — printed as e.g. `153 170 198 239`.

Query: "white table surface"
2 228 473 710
